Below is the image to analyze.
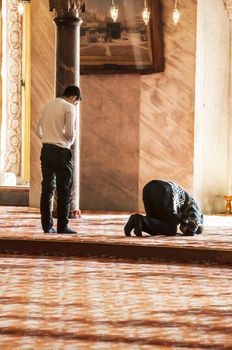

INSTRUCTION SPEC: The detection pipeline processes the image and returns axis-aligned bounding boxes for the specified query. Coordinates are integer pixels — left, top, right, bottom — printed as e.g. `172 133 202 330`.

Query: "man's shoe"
44 228 57 233
57 227 77 234
124 215 135 236
134 214 142 237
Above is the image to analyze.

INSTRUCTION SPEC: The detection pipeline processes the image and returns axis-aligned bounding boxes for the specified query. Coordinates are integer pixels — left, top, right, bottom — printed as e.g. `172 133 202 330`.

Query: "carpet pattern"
0 206 232 251
0 255 231 349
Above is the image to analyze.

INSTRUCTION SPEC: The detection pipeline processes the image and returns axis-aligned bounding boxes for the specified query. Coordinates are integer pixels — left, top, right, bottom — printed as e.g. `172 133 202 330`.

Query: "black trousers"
40 144 73 231
141 180 178 236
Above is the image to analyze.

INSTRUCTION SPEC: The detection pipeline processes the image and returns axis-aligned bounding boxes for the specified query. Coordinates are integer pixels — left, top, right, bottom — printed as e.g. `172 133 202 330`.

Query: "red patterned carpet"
0 255 231 350
0 206 232 263
0 207 232 349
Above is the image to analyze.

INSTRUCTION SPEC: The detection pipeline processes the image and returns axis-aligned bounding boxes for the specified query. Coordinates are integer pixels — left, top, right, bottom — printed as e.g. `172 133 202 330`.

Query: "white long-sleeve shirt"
36 97 77 149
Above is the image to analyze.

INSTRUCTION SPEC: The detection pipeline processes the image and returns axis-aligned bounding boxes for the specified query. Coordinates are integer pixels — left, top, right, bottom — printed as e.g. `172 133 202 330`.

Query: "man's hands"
53 210 82 219
179 222 188 234
70 209 82 219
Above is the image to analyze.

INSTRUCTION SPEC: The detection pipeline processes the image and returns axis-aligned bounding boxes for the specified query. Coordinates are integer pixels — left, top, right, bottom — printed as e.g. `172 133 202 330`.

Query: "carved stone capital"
49 0 85 17
224 0 232 19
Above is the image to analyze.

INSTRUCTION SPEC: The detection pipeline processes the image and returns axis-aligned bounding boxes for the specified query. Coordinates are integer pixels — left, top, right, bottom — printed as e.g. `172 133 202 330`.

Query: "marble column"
194 0 230 214
54 16 82 96
224 1 232 197
49 1 83 213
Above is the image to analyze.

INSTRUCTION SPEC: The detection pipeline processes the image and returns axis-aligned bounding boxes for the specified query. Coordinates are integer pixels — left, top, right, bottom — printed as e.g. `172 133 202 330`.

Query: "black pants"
141 180 178 236
40 144 73 231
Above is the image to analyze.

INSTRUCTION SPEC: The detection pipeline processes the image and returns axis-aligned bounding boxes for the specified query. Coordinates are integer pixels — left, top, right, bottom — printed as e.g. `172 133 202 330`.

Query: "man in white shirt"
36 85 81 234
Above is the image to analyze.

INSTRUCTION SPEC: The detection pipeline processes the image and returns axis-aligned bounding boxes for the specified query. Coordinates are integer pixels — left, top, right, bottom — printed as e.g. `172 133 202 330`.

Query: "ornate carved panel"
2 0 23 176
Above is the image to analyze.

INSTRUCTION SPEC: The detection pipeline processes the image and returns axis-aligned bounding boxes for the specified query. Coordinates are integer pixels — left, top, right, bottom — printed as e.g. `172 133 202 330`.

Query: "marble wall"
139 0 197 210
30 0 198 211
29 0 55 207
80 74 140 211
194 0 231 214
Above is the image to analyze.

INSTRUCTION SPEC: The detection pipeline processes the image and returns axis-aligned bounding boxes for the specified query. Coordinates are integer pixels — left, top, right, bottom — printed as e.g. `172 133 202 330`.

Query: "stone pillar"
224 1 232 196
49 1 84 213
194 0 230 213
54 16 82 96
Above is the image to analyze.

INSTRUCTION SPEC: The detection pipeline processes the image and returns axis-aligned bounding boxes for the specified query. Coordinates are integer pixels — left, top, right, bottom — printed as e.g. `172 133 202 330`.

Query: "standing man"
36 85 81 234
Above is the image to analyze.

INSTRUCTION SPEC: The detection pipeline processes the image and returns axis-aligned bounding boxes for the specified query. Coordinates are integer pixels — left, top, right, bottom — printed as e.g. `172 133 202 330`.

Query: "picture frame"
80 0 164 74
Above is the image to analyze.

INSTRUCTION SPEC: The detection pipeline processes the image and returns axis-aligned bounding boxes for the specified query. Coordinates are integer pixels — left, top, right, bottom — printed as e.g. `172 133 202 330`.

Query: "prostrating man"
124 180 204 237
36 85 81 234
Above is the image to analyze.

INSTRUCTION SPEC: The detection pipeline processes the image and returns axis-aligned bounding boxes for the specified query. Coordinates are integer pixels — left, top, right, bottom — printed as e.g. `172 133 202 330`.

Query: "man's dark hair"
63 85 82 100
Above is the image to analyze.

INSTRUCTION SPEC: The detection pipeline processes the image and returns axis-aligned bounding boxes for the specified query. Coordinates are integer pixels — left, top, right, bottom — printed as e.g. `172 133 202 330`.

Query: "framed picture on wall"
80 0 164 74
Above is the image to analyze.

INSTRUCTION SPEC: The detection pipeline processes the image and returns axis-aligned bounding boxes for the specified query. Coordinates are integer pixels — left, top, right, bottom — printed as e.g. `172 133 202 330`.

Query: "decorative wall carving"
2 0 22 177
